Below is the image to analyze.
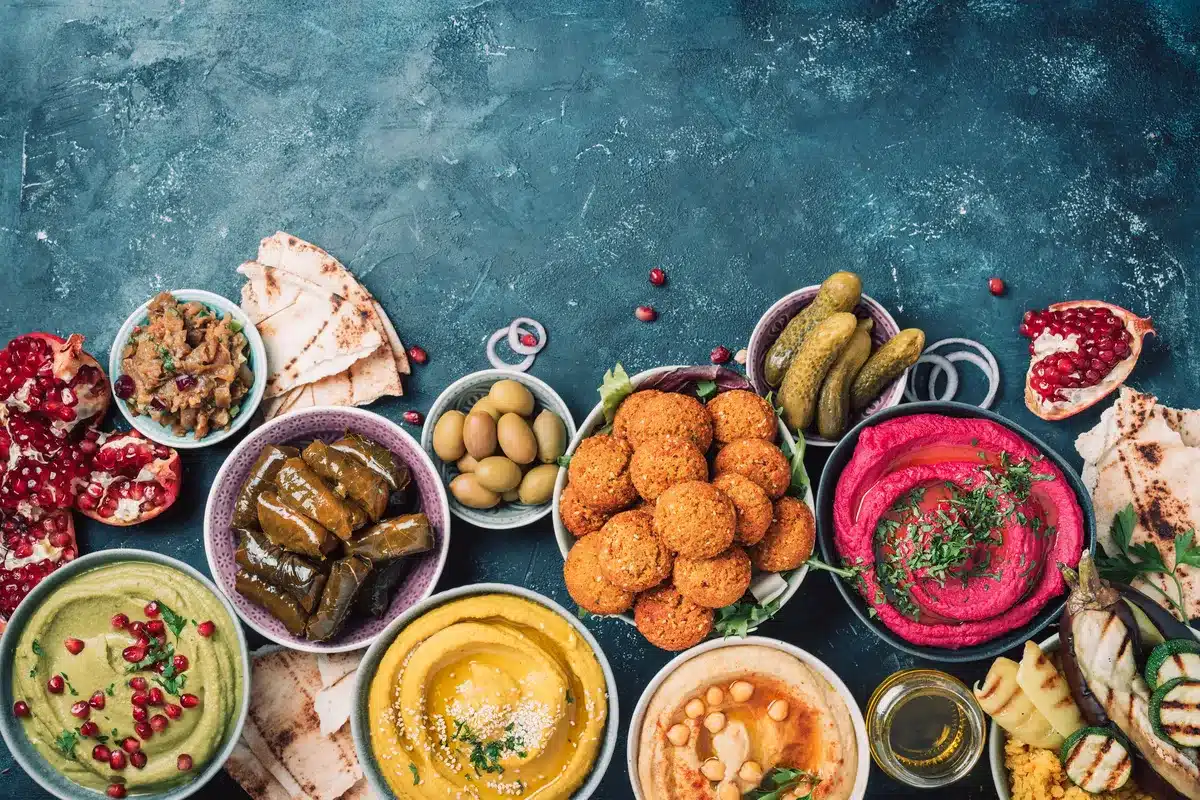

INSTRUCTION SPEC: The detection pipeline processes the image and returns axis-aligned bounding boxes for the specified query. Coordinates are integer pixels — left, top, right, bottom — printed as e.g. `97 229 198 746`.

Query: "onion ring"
508 317 547 356
905 353 959 402
930 350 998 409
924 338 999 388
487 327 535 372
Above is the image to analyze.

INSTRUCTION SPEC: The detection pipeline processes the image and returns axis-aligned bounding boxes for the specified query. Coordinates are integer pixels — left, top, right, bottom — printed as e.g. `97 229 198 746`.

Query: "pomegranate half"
0 508 77 632
1020 300 1154 421
76 432 181 526
0 333 110 435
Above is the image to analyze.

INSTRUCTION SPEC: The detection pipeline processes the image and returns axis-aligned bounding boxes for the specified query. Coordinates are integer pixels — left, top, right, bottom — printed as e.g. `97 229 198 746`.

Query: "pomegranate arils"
132 706 148 723
130 751 147 769
131 692 149 707
47 675 65 694
148 687 165 706
113 375 135 400
149 714 169 732
107 783 127 799
165 703 182 719
80 720 99 737
146 619 165 636
70 701 90 719
520 332 537 347
173 374 197 391
402 410 423 426
710 346 731 365
177 753 193 771
128 677 147 691
648 267 667 287
406 345 428 365
123 645 147 664
179 693 200 709
78 432 181 527
0 334 109 433
0 508 76 624
635 305 657 322
1021 305 1131 402
196 620 215 637
111 613 129 629
988 277 1006 296
109 749 127 770
134 721 153 740
64 637 85 654
13 700 30 717
121 737 141 754
172 654 189 673
89 691 106 710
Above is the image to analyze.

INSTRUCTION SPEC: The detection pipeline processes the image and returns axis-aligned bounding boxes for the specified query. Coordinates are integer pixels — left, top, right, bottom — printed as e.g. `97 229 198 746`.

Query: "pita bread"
224 647 362 800
1077 387 1200 618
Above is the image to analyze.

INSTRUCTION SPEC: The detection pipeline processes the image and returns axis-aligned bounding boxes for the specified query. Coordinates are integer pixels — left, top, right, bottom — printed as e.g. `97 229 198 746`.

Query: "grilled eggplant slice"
1061 727 1133 793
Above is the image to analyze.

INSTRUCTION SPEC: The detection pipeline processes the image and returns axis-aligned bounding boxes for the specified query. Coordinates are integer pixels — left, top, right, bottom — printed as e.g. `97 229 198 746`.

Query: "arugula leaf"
597 363 634 424
695 380 718 401
781 435 809 495
714 599 780 639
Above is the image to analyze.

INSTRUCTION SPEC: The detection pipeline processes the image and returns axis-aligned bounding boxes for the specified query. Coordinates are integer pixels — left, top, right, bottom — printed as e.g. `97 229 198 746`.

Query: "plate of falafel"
554 364 817 651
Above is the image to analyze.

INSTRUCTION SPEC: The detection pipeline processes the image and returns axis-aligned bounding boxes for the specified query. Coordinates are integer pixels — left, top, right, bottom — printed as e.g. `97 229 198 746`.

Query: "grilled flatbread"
1077 387 1200 618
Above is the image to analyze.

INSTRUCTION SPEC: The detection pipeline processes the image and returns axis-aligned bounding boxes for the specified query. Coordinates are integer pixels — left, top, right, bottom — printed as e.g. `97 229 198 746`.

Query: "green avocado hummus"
11 562 243 794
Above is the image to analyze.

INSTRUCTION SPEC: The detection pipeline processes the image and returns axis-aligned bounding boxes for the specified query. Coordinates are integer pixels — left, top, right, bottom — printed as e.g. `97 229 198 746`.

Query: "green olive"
517 464 559 505
462 411 498 460
501 489 521 503
532 410 567 464
431 410 467 462
470 397 502 421
449 473 500 509
497 413 538 464
456 454 480 473
488 379 535 416
474 456 523 493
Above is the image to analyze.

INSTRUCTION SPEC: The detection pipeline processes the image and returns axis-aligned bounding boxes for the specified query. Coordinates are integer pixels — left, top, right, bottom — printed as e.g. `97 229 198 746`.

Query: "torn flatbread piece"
1077 386 1200 619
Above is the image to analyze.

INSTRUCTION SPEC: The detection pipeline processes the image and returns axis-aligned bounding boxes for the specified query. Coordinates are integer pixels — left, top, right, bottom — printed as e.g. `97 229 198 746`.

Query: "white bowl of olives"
421 370 577 530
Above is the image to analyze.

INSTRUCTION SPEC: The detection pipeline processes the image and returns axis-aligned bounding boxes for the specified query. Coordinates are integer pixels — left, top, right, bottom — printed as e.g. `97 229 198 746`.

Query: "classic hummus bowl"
815 401 1097 663
628 636 870 800
351 583 619 800
0 549 251 800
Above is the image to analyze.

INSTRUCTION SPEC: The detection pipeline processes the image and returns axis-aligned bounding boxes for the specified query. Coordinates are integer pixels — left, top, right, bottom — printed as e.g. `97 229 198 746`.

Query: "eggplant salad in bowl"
981 551 1200 800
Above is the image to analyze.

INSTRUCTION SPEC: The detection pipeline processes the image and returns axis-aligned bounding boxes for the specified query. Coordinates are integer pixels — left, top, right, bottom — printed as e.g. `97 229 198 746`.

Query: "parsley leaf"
105 684 115 697
31 639 43 656
714 599 780 638
597 363 634 424
1176 529 1200 569
410 763 420 785
156 600 188 638
1096 503 1192 621
695 380 718 401
53 729 79 760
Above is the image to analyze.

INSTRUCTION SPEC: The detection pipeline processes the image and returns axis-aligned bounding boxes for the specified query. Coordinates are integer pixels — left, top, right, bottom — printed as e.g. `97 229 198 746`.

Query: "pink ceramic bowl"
747 287 906 447
203 406 450 652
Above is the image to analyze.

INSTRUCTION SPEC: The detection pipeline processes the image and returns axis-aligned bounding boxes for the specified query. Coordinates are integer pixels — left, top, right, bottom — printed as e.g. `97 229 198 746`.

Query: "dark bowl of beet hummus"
816 401 1096 663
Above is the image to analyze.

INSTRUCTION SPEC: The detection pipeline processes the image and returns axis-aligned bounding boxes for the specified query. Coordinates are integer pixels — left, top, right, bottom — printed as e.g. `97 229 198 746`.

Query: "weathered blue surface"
2 0 1198 797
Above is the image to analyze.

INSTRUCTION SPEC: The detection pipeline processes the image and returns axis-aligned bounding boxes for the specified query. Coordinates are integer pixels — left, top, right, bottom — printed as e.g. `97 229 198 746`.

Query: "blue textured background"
2 0 1198 797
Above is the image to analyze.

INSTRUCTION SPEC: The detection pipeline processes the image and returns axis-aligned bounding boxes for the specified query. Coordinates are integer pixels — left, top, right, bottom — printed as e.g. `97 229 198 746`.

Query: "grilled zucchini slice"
1145 639 1200 692
1151 677 1200 748
1060 727 1133 793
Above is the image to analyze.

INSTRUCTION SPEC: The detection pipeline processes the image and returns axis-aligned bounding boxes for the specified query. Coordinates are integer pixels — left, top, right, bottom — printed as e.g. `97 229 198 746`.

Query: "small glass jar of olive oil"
866 669 986 788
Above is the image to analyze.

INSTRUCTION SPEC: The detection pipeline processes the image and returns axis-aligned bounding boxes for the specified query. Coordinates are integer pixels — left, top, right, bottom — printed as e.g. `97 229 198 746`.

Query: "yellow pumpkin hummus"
368 594 608 799
11 562 243 794
637 645 860 800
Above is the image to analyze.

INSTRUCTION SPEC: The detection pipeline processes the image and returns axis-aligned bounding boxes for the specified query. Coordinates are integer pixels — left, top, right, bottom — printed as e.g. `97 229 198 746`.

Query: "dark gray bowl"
814 401 1097 663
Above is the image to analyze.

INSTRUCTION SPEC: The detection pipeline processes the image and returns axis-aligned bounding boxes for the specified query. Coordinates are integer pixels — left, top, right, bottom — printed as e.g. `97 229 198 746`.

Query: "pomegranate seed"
93 744 112 762
146 620 165 636
132 706 148 723
144 601 159 618
520 332 537 347
13 700 30 717
109 749 127 770
180 693 200 709
988 277 1006 296
165 703 182 719
111 613 129 628
149 714 169 732
648 267 667 287
406 345 428 365
131 692 149 707
148 688 165 706
128 677 148 691
106 783 127 799
121 737 141 754
70 701 90 719
63 637 85 655
172 654 189 673
80 720 99 737
113 375 135 400
635 305 657 322
130 751 147 769
710 345 731 364
196 620 215 637
89 692 106 710
129 621 149 641
122 645 146 664
178 753 193 771
403 410 423 426
134 721 153 740
47 675 65 694
174 374 197 391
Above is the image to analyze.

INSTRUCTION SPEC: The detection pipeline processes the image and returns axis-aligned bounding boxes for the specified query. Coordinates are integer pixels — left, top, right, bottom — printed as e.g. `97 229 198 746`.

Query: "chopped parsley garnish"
53 729 79 760
556 454 572 468
126 639 175 674
31 640 43 656
105 683 116 697
449 721 527 776
156 600 188 638
1097 503 1200 621
746 767 818 800
156 345 176 373
409 763 420 785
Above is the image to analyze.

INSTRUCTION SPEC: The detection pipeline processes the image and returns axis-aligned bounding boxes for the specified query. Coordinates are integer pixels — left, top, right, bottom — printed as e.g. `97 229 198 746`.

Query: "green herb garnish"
156 600 188 638
746 767 818 800
53 729 79 760
556 454 572 468
597 363 634 425
105 683 116 697
1097 504 1200 621
714 598 780 638
409 763 420 785
229 319 244 333
576 607 593 620
695 380 718 401
449 721 525 776
565 689 574 704
31 640 43 656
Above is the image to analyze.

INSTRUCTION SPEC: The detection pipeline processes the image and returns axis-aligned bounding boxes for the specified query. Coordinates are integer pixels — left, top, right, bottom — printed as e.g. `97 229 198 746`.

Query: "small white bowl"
627 635 870 800
552 365 812 628
990 633 1057 800
109 290 266 450
421 369 576 530
350 582 619 800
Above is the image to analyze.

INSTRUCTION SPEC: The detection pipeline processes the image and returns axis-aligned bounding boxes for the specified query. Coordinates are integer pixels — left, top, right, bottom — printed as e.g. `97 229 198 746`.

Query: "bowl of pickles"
422 370 576 529
203 407 450 652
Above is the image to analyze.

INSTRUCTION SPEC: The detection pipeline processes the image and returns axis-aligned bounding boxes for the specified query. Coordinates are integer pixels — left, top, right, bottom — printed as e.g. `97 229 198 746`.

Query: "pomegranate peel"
0 508 77 632
1021 300 1154 421
76 431 181 526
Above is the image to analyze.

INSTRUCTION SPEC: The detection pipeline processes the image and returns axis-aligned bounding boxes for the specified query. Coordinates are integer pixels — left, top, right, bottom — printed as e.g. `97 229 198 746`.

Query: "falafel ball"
653 480 736 559
629 436 708 502
713 438 791 499
567 433 638 512
673 546 752 608
634 584 714 651
749 496 816 572
711 471 773 546
564 532 635 615
613 389 664 441
598 510 673 592
559 484 612 538
625 392 714 452
707 389 778 445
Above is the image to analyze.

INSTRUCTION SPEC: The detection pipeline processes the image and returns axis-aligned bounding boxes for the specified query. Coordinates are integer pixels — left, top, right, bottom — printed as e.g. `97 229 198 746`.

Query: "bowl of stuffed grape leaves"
203 407 450 652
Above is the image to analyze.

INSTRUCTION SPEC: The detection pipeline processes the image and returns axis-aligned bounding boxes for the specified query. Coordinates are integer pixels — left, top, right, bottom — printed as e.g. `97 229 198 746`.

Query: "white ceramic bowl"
421 369 576 529
0 549 251 800
203 406 451 653
109 289 266 449
989 633 1058 800
552 365 813 627
627 635 870 800
350 582 619 800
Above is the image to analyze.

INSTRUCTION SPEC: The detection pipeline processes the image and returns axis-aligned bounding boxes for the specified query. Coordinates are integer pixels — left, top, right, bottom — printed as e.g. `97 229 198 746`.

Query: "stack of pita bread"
1076 386 1200 618
239 233 410 420
225 647 370 800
